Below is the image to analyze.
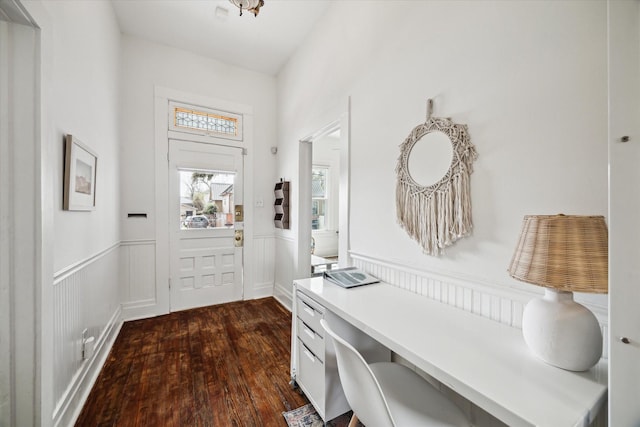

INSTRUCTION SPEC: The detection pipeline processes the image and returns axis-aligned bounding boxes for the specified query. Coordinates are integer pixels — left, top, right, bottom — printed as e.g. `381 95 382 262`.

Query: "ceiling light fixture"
229 0 264 17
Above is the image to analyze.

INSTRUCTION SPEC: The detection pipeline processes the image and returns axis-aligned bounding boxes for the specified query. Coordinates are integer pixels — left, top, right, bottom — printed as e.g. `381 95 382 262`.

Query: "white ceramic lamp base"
522 288 602 371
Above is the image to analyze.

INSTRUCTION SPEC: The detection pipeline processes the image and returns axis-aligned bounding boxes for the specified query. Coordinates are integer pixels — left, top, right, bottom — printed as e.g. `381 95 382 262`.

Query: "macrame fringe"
396 169 473 256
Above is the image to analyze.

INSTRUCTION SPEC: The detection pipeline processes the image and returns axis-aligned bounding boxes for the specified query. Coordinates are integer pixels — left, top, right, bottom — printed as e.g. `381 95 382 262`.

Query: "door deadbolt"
234 205 244 222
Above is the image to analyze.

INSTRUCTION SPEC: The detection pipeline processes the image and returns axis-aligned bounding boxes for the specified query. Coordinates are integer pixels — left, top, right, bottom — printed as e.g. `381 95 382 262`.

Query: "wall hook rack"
274 180 290 229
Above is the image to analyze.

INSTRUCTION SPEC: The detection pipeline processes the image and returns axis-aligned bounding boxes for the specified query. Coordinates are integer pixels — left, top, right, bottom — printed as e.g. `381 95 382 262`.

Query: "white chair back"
320 319 396 427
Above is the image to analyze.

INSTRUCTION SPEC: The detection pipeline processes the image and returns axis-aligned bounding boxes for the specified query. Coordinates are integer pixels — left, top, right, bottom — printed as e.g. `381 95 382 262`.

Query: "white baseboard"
273 281 293 311
251 282 274 299
53 306 122 427
121 299 163 322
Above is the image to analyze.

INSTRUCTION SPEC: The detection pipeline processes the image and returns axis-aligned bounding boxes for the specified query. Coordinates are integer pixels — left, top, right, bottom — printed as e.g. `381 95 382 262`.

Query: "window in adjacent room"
312 167 329 230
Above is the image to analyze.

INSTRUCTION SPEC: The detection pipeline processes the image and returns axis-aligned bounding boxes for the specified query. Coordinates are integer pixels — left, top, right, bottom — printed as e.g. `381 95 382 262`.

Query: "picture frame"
63 134 97 211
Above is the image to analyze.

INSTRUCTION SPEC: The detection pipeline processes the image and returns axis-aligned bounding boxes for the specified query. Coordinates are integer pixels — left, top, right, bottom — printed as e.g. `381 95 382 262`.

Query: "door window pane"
179 169 235 230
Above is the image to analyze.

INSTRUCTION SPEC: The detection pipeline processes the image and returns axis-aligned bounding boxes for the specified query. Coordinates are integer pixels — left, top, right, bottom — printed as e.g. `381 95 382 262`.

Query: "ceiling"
111 0 330 76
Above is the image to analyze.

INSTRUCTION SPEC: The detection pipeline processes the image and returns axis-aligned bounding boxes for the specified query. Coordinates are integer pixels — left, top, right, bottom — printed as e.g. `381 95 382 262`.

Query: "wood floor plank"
75 297 307 426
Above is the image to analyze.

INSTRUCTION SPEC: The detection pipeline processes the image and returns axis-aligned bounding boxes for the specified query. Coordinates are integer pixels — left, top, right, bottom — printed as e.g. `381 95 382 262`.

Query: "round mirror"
407 131 453 187
396 114 477 256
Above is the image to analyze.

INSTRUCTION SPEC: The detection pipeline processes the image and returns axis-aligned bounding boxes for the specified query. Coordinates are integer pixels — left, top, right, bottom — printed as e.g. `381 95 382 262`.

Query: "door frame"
154 87 255 315
297 98 351 279
0 1 54 424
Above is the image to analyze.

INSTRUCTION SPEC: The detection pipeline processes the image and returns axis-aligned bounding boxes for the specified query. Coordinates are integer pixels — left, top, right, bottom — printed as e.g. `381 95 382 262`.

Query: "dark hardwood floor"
75 297 308 427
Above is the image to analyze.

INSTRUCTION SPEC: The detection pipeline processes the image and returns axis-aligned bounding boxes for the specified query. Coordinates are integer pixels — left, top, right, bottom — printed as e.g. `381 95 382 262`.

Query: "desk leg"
290 283 298 386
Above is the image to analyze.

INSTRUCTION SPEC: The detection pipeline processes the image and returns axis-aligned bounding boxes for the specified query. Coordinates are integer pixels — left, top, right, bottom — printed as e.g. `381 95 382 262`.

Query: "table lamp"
508 214 608 371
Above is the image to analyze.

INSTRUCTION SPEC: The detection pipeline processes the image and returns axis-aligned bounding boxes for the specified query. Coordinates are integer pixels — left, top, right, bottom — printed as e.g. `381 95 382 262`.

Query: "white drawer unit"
291 284 390 422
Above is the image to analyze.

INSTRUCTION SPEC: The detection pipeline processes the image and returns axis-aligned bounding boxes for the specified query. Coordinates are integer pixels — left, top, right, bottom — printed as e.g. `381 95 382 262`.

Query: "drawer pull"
302 344 316 362
303 323 316 340
302 301 315 317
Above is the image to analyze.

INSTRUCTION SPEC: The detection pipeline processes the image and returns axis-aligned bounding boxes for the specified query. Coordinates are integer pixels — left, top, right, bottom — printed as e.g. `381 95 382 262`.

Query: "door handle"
234 230 243 247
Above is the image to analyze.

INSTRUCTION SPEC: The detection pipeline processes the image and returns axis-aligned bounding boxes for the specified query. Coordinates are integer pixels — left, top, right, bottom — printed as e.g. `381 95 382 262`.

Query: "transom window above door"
170 101 243 141
179 169 236 230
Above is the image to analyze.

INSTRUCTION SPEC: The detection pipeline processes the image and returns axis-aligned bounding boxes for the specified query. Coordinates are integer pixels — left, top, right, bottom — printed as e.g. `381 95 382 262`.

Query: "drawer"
297 317 324 362
297 338 325 412
296 291 325 337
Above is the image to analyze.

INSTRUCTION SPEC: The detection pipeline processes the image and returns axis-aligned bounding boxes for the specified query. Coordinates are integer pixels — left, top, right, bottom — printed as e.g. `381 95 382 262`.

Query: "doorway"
310 130 341 275
298 106 350 279
168 139 244 311
154 90 255 316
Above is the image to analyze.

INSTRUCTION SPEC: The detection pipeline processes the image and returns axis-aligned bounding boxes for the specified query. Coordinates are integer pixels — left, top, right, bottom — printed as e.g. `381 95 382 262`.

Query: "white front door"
169 139 244 311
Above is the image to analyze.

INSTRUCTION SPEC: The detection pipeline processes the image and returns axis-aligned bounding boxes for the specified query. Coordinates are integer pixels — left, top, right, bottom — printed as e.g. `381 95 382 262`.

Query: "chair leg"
347 414 359 427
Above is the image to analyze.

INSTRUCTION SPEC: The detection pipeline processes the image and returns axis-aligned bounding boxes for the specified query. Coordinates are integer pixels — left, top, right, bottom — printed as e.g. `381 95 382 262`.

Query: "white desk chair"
320 319 470 427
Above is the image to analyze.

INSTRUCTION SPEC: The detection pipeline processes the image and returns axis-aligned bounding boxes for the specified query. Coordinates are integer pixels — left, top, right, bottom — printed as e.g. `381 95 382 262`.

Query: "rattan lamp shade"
508 214 608 293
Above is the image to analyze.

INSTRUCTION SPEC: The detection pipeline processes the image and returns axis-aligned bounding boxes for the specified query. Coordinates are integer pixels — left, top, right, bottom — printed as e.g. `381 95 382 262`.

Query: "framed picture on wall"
63 134 97 211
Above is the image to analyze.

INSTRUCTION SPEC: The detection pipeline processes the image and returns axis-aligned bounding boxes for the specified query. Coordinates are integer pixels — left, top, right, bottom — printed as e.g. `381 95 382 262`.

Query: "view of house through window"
312 167 328 230
179 169 235 229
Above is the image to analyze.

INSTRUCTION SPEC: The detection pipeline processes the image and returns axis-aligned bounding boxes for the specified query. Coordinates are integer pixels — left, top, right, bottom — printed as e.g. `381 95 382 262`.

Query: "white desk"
292 277 607 427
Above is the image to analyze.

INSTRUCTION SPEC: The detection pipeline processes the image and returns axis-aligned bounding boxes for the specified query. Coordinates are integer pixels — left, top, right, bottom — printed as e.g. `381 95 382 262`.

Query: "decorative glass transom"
174 107 238 136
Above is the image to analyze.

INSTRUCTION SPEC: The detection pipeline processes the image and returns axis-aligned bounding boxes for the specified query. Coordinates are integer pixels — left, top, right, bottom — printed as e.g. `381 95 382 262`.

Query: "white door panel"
169 140 243 311
174 238 240 309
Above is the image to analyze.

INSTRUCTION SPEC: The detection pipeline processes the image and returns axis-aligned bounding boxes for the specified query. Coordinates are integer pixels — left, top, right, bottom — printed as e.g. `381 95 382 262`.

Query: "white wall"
120 35 277 240
43 1 122 273
119 36 278 311
277 0 608 307
22 0 123 424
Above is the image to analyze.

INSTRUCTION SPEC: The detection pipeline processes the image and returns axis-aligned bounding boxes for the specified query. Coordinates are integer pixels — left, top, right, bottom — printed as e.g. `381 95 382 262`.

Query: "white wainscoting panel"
351 252 529 327
252 234 275 299
52 243 122 427
351 252 609 359
273 234 296 309
120 240 157 320
120 237 275 316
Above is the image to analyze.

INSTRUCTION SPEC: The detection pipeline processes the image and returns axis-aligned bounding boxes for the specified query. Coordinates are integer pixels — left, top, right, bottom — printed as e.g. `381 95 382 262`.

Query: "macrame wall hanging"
396 99 478 256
